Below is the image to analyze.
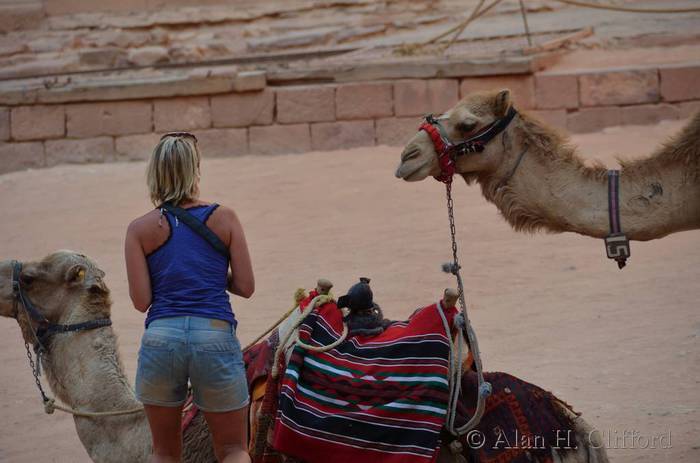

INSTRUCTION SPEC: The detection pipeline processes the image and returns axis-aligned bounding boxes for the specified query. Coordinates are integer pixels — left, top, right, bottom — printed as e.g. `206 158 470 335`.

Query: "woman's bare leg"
203 406 251 463
144 404 184 463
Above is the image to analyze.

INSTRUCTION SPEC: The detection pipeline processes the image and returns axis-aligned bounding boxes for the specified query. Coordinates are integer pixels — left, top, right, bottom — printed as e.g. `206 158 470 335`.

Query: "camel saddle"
242 293 580 463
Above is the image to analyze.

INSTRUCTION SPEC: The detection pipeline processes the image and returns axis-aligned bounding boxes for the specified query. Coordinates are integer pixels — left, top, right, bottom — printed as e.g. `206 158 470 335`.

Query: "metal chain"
444 180 491 435
445 182 467 314
24 342 49 403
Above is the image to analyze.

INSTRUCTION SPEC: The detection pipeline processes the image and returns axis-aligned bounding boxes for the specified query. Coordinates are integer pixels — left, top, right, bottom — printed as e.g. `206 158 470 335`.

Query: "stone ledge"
0 68 266 106
1 59 699 174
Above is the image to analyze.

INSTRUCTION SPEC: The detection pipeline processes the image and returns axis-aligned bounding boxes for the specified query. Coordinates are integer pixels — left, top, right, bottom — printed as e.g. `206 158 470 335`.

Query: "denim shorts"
135 316 249 412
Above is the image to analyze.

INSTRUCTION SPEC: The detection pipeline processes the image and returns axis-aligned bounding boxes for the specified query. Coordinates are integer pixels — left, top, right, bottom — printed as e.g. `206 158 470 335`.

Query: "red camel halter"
419 106 518 183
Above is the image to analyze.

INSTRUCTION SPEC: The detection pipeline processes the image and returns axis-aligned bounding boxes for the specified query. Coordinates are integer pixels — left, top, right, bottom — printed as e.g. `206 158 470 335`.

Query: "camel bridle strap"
10 260 141 418
604 171 631 269
11 260 113 351
421 106 518 184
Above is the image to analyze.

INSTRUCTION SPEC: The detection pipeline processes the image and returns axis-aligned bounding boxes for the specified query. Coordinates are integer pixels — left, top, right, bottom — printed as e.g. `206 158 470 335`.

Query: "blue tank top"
145 204 236 328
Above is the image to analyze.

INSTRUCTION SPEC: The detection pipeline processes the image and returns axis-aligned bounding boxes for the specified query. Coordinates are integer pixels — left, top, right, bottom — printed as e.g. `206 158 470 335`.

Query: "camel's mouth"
395 160 433 182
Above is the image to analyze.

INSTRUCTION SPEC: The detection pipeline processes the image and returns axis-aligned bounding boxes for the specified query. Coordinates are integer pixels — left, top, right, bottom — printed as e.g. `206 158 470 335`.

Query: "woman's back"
146 203 234 327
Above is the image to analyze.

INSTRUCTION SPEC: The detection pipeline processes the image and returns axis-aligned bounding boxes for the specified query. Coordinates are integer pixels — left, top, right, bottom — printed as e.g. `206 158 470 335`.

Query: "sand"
0 120 698 462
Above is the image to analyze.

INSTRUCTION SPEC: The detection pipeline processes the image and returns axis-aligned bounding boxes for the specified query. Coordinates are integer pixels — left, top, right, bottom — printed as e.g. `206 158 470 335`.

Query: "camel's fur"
396 89 700 241
0 251 214 463
0 252 606 462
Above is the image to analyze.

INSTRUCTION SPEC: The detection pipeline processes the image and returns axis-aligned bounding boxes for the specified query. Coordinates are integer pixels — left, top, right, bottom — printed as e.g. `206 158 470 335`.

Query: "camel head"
396 88 515 183
0 251 111 337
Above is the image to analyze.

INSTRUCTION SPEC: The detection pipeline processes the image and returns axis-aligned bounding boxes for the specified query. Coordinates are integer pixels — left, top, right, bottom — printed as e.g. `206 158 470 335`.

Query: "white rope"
271 294 346 378
294 322 348 353
43 398 143 418
437 299 491 437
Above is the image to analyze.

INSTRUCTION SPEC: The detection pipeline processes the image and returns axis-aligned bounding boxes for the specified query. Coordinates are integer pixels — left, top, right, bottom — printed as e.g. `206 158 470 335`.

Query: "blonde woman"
125 132 254 463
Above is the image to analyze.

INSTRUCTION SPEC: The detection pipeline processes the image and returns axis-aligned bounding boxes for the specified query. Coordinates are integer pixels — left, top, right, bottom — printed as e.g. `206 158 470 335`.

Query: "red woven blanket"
272 294 457 463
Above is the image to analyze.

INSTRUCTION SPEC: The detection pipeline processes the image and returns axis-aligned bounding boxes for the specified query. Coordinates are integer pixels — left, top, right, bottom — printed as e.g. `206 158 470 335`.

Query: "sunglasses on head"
160 131 198 143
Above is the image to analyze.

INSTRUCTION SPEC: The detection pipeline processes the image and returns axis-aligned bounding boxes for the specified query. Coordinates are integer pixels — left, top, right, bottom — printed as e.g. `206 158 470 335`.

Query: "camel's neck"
43 327 150 463
480 114 700 241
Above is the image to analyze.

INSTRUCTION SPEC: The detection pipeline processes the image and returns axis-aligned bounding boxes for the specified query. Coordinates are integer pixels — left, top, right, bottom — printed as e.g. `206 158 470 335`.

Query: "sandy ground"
0 119 698 462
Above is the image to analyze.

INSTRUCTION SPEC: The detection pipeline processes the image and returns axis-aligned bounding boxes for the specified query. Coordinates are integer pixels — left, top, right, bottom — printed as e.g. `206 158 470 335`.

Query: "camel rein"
420 109 530 437
11 260 143 418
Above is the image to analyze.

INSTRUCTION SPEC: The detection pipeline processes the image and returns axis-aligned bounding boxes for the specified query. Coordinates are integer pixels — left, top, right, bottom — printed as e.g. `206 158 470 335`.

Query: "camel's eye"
455 121 477 134
20 273 36 286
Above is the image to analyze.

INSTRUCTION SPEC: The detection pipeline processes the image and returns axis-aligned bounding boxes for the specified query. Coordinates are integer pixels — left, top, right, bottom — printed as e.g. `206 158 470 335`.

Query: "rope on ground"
551 0 700 14
410 0 699 55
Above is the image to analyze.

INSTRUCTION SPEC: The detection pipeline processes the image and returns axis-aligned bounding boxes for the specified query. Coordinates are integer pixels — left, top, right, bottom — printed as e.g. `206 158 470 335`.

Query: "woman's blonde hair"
147 134 201 206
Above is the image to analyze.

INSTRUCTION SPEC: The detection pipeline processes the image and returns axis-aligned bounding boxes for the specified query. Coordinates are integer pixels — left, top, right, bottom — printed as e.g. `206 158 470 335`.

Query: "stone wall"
1 62 699 174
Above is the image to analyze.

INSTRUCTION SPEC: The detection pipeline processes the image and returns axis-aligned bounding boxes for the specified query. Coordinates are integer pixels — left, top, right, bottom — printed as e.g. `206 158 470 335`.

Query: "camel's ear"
65 264 87 286
494 89 512 117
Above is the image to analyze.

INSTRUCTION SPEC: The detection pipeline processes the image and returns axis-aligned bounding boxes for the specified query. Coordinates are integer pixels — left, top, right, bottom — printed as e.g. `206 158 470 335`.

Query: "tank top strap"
202 203 220 223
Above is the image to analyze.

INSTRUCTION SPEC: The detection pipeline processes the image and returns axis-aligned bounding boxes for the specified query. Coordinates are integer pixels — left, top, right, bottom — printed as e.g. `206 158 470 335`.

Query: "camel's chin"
402 171 430 182
395 162 433 182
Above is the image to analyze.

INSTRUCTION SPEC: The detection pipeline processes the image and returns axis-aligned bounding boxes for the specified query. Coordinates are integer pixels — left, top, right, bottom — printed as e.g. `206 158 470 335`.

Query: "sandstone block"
336 82 393 120
579 69 659 107
529 109 567 131
127 46 170 67
376 117 421 146
534 73 578 109
11 105 65 141
0 108 9 141
660 64 700 102
394 79 459 117
249 124 310 155
79 47 128 67
620 104 678 126
115 133 161 161
45 137 115 166
0 3 45 34
211 90 274 128
0 142 44 174
427 79 460 114
277 86 335 124
154 96 211 132
567 107 621 133
233 71 267 93
311 120 375 151
677 101 700 119
195 128 248 157
460 75 535 109
67 101 152 138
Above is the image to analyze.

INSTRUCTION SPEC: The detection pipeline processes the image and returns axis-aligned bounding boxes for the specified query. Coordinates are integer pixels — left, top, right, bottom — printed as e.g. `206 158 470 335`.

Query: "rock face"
127 46 170 67
0 0 698 178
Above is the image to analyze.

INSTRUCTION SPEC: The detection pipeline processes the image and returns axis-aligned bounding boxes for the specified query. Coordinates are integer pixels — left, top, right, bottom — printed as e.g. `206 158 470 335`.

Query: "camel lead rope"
444 181 491 435
23 341 143 418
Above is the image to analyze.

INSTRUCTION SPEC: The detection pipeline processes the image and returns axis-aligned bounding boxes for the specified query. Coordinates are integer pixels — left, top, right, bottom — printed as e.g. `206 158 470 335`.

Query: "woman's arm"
125 220 153 312
224 208 255 298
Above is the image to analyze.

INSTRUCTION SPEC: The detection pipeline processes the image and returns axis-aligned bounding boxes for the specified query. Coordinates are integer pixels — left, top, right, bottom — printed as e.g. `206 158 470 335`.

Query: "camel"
396 89 700 242
0 251 607 463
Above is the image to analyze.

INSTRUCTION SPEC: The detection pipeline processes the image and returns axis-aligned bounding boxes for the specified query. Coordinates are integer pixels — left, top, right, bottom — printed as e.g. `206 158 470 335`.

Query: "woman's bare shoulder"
211 204 239 221
127 209 160 235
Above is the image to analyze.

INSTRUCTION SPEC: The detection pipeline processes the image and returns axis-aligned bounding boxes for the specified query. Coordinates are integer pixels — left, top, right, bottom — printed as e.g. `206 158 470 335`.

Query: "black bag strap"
160 202 230 259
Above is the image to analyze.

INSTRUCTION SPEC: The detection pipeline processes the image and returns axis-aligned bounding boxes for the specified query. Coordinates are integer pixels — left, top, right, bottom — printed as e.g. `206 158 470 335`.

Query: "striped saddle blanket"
272 294 458 463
